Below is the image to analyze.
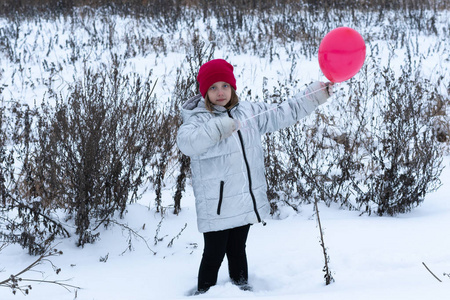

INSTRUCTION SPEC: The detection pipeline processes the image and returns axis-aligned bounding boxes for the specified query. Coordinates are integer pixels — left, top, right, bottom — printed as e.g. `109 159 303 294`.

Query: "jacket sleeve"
177 116 236 157
252 81 330 134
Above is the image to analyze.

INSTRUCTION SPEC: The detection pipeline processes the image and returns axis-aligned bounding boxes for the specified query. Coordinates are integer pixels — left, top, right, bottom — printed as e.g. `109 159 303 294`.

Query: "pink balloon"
318 27 366 83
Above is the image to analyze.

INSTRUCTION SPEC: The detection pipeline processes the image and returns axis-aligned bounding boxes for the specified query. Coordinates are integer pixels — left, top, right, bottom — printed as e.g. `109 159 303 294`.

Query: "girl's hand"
304 81 332 105
219 117 239 140
325 82 334 97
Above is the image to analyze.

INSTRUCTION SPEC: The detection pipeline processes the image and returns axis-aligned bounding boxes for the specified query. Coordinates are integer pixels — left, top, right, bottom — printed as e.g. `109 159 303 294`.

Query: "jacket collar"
214 102 240 113
182 94 239 115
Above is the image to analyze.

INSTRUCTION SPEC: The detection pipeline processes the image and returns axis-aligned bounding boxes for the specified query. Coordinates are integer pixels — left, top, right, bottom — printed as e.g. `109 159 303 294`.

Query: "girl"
176 59 332 294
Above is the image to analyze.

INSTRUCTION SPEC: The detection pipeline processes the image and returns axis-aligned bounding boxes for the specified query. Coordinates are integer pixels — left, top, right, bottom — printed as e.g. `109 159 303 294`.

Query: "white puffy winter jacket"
177 82 330 233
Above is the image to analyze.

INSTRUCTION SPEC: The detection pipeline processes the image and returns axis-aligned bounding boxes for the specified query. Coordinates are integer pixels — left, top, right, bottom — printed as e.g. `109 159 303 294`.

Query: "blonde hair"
204 88 239 113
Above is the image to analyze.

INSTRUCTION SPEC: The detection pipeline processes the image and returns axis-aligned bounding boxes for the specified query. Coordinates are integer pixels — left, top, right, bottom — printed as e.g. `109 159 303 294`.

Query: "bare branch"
422 262 442 282
0 245 80 295
314 197 334 285
107 220 156 255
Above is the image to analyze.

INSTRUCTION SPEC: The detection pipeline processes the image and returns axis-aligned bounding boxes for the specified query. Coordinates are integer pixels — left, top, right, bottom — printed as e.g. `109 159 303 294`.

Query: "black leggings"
197 224 250 292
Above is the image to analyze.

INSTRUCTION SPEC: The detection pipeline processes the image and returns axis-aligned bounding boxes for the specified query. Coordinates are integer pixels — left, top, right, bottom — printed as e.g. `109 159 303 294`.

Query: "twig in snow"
314 197 334 285
108 220 156 255
0 244 80 295
167 223 187 248
422 262 442 282
154 216 167 246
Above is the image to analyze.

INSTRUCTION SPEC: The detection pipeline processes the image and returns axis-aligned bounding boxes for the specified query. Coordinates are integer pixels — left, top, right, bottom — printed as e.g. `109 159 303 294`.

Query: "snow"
1 7 450 300
0 158 449 300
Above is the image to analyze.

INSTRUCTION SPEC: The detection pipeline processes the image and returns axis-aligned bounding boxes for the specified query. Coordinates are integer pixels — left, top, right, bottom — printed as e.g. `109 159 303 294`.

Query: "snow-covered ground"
1 7 449 300
1 157 449 300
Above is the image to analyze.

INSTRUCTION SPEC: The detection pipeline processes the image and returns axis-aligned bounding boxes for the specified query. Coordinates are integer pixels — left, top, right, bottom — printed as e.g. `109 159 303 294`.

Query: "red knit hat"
197 59 237 98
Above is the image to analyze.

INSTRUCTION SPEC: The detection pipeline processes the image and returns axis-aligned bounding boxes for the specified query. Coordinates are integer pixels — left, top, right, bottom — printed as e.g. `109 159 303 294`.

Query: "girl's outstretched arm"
251 81 332 134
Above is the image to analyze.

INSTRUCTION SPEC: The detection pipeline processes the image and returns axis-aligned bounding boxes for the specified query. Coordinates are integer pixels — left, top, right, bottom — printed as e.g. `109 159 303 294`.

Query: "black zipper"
227 110 262 223
217 181 224 215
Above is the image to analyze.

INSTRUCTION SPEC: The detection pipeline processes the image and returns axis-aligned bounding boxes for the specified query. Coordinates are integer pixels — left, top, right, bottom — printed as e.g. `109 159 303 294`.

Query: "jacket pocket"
217 181 225 215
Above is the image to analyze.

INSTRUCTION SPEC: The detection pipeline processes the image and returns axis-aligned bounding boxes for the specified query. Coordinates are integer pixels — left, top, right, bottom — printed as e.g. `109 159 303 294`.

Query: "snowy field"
1 158 449 300
1 6 450 300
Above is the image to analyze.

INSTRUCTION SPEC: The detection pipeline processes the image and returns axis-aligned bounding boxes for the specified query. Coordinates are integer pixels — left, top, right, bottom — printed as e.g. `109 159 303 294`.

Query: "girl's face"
206 81 232 107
